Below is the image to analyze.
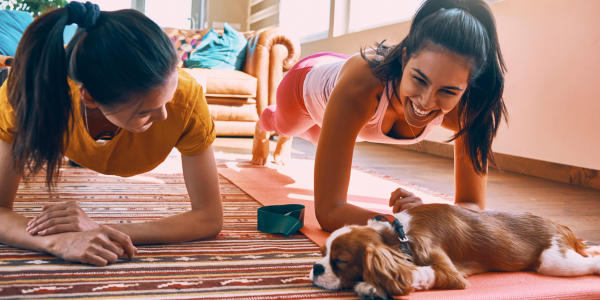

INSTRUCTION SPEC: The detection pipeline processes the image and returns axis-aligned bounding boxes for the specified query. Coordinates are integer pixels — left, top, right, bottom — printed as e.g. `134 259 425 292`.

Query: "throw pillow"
184 22 247 71
63 24 78 45
0 10 34 56
171 35 201 63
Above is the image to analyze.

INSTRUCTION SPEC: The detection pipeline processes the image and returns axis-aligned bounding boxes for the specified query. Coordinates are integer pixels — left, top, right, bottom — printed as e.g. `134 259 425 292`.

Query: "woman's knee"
299 125 321 146
258 105 277 132
259 105 315 138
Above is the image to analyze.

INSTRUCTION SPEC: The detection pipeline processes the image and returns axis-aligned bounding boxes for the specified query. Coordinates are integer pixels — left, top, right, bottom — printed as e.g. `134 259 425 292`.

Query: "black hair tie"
455 5 470 13
452 0 470 13
66 1 101 31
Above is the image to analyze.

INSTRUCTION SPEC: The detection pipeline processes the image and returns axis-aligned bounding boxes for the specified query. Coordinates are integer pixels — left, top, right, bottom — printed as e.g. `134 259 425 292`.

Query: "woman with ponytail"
0 2 222 265
252 0 507 231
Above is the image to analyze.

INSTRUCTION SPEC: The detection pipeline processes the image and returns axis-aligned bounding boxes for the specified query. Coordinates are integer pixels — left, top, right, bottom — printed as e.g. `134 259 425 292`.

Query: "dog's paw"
354 282 389 299
457 276 470 289
585 246 600 257
354 282 378 298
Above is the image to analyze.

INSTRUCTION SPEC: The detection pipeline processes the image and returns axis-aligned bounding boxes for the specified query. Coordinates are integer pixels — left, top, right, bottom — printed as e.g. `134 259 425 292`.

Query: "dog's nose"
313 264 325 277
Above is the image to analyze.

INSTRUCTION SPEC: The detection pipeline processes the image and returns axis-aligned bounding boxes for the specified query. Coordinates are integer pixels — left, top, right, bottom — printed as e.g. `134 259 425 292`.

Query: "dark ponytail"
361 0 507 175
8 8 73 189
8 2 178 188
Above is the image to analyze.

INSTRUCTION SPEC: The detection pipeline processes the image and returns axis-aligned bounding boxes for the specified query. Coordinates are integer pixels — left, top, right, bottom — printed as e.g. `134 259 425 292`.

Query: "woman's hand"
26 202 98 236
389 188 423 213
50 225 137 266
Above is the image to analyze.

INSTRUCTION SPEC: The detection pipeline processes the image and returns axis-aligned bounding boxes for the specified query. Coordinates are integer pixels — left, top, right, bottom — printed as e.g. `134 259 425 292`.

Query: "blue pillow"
185 23 247 71
63 24 78 45
0 10 34 56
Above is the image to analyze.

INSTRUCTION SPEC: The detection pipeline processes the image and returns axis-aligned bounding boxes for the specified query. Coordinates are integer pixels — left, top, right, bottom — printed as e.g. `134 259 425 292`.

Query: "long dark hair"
361 0 507 175
7 2 178 188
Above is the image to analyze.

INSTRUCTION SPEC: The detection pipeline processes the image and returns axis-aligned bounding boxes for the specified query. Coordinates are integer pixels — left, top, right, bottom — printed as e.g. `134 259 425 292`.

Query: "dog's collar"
372 215 412 260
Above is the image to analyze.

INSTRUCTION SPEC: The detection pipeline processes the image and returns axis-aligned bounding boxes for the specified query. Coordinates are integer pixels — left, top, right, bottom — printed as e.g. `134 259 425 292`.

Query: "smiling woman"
0 1 222 266
251 0 507 232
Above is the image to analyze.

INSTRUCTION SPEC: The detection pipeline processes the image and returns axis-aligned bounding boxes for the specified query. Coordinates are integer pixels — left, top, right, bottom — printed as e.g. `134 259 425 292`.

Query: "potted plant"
2 0 68 17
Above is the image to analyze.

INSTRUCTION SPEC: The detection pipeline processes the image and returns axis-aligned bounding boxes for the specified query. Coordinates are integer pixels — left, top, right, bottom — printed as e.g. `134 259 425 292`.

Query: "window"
145 0 194 29
279 0 330 43
277 0 504 44
63 0 132 43
348 0 423 33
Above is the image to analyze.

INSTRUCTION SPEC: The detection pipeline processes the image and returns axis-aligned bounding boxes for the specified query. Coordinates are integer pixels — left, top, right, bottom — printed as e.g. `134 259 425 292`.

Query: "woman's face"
102 69 179 133
396 49 470 128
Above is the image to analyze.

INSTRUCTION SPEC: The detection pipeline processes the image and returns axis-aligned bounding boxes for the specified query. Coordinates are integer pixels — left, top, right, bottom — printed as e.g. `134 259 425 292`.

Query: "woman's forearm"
316 201 380 233
115 146 227 246
454 135 487 210
110 209 223 245
0 207 58 253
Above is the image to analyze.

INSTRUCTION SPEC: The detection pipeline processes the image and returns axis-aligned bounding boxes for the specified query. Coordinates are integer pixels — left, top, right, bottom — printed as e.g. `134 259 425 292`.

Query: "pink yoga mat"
217 153 454 246
215 154 600 299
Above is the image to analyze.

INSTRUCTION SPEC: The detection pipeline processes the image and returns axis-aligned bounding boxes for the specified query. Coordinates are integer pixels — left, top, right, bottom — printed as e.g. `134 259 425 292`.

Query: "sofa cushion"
213 120 255 137
185 23 247 71
206 97 256 106
183 68 257 98
208 103 258 122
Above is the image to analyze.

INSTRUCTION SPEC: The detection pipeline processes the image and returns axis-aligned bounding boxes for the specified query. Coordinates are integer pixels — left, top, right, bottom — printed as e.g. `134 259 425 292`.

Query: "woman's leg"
272 125 321 164
252 67 316 165
252 52 347 165
258 70 315 137
252 122 272 165
298 125 321 146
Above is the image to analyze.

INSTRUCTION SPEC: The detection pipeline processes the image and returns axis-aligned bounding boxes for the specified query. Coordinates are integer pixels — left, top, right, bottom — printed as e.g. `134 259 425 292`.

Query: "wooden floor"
213 137 600 243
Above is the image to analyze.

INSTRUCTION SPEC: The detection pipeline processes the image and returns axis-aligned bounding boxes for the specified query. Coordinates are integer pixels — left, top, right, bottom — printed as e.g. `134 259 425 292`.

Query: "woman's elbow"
190 214 222 240
205 217 223 239
315 203 341 233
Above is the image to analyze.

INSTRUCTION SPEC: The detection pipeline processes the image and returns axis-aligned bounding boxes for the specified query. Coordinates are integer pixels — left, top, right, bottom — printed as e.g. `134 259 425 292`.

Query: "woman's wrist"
0 207 64 255
316 202 380 232
35 233 63 255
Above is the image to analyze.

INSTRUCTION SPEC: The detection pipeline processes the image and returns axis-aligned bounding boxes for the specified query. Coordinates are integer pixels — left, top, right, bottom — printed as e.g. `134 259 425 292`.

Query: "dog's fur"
310 204 600 299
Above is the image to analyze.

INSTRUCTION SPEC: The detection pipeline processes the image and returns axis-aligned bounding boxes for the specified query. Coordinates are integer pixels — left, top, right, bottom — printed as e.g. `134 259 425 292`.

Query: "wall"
207 0 250 30
300 0 600 170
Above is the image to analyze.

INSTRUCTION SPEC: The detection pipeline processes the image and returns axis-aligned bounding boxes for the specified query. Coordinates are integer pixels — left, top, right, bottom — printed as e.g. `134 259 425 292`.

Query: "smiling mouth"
411 101 432 118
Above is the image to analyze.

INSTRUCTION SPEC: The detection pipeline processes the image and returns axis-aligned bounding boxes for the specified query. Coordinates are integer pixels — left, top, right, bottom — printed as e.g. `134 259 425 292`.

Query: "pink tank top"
303 57 444 144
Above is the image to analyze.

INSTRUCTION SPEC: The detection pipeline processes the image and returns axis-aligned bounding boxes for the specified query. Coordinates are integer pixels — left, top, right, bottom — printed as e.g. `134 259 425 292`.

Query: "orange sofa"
163 27 301 136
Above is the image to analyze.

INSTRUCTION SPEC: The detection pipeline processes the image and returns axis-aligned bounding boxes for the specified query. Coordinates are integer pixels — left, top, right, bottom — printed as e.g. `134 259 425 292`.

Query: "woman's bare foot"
252 123 270 165
273 136 293 165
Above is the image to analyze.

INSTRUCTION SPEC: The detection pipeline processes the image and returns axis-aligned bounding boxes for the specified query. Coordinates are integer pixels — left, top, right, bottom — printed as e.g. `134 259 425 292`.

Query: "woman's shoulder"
441 106 460 133
0 80 15 143
337 51 384 96
171 68 216 156
169 67 204 110
325 51 384 119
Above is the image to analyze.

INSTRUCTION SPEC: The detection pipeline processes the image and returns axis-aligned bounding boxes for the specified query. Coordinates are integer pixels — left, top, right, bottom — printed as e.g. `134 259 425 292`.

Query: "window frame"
279 0 505 44
276 0 332 44
136 0 206 30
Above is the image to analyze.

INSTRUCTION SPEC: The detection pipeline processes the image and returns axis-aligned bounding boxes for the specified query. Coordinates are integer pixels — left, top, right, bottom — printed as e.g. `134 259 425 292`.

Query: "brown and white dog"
310 203 600 299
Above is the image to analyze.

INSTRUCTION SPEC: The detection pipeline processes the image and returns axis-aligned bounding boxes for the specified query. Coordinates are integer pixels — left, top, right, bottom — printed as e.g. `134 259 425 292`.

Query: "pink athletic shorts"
258 52 350 145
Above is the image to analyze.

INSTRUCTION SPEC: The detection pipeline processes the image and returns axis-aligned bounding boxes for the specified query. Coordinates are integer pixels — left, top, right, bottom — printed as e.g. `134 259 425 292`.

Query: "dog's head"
310 221 416 298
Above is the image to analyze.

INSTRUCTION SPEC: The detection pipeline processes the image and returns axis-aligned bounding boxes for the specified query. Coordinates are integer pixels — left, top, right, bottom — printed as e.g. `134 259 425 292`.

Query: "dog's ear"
378 227 403 248
367 221 402 248
363 244 415 297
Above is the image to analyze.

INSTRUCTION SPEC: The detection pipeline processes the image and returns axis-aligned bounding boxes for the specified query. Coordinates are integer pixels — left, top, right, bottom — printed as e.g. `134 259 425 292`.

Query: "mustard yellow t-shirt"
0 68 216 177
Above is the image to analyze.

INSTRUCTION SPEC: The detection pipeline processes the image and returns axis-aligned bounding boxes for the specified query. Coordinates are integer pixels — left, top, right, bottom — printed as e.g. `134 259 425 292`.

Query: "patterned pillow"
170 35 200 64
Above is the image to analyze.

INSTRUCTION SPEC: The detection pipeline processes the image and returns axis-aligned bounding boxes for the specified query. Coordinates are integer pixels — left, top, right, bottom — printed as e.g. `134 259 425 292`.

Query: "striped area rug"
0 155 357 299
